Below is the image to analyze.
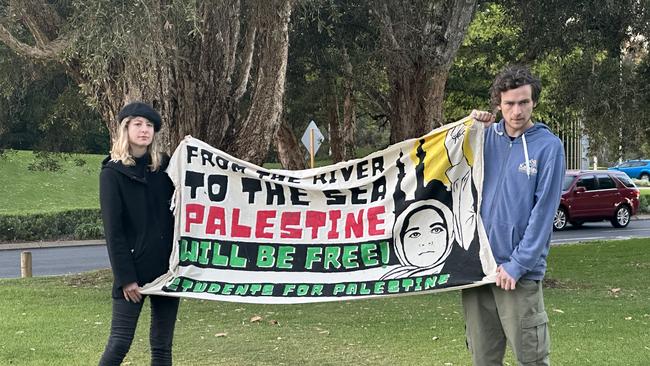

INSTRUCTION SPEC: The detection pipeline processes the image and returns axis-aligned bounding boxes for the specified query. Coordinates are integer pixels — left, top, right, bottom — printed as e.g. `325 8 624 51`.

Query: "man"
465 65 565 365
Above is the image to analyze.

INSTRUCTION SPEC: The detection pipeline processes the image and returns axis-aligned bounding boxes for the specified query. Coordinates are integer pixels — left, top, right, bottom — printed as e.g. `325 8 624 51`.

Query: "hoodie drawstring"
493 122 531 179
522 133 531 179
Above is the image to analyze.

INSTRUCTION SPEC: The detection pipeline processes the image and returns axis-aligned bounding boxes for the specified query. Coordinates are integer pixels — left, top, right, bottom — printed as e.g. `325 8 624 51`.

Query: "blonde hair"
110 116 163 171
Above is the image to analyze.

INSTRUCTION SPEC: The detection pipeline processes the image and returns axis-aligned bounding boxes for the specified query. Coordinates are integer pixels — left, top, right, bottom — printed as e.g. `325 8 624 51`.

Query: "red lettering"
205 206 226 235
185 203 205 233
230 208 252 238
345 209 364 238
255 210 276 239
305 210 326 239
327 210 341 239
280 212 302 239
367 206 386 236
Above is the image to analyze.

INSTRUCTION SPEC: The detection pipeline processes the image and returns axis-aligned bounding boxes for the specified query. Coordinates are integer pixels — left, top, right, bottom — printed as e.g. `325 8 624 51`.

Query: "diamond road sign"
301 120 325 154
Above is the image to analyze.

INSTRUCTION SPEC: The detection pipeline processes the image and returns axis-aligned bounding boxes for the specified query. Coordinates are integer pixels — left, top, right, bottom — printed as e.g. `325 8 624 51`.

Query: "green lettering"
424 276 437 289
373 281 385 294
211 242 229 266
166 277 180 291
249 284 262 295
402 278 414 292
229 244 247 268
207 283 221 293
359 282 371 295
332 283 346 295
222 283 234 295
296 284 310 296
257 246 276 268
323 246 342 269
438 273 449 285
283 284 296 295
341 245 359 269
305 247 323 270
198 241 211 265
387 280 400 293
262 284 274 295
345 283 358 295
277 246 295 269
181 279 194 291
234 284 250 295
379 241 389 265
310 284 323 296
360 243 378 266
193 282 208 292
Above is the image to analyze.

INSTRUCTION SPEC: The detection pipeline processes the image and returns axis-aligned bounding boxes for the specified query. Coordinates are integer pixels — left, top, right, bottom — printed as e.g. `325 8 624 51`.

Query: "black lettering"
265 182 286 205
371 156 384 176
185 171 204 199
356 160 369 179
201 150 215 167
241 177 262 204
350 187 367 204
341 166 354 181
313 173 327 184
207 175 228 202
187 145 199 164
324 190 346 205
215 155 229 170
371 176 387 202
289 187 309 206
231 163 246 174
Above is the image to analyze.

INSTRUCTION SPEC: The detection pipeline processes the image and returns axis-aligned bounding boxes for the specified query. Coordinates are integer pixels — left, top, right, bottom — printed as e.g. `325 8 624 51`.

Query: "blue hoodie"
481 120 565 281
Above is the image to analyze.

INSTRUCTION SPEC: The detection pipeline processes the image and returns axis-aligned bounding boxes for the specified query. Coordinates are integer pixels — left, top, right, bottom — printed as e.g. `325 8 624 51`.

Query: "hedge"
0 209 104 242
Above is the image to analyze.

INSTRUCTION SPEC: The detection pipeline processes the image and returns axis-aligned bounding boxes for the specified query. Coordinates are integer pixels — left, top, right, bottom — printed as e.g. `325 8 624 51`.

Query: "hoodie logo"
518 159 538 175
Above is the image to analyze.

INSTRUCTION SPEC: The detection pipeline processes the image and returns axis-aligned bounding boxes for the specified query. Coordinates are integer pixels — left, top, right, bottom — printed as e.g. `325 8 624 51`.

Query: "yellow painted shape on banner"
410 118 474 187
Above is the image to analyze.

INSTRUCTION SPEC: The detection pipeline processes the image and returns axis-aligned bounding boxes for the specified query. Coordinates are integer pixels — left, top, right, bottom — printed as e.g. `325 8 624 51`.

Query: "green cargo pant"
462 279 550 366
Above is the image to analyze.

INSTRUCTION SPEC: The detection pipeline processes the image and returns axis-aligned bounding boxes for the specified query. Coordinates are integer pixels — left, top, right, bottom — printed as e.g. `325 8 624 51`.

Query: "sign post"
301 120 325 168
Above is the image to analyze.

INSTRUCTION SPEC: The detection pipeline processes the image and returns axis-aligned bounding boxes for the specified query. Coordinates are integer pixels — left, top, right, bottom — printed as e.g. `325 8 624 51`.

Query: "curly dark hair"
489 65 541 108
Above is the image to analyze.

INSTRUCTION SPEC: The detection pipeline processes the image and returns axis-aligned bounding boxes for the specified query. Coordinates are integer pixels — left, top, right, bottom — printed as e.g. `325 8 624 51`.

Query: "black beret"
117 102 162 131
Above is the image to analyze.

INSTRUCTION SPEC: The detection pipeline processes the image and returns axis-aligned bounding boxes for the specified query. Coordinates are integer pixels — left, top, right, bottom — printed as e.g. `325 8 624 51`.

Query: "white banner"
141 118 496 303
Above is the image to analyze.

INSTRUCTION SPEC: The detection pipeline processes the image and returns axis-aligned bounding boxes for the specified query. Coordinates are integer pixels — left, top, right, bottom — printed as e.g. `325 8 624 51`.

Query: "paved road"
0 245 109 278
551 219 650 245
1 219 650 278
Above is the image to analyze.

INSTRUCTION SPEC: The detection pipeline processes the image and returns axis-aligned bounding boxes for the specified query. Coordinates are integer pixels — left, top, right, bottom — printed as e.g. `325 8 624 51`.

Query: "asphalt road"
1 219 650 278
0 245 109 278
550 219 650 245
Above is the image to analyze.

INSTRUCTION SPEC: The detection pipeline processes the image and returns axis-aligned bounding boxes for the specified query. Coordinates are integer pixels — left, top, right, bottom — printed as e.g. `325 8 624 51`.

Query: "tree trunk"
328 80 344 163
228 0 292 165
341 50 357 159
374 0 477 143
275 117 307 169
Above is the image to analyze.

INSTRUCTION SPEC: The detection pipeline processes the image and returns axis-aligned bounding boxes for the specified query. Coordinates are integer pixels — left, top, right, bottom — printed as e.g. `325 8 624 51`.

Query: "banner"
141 118 497 303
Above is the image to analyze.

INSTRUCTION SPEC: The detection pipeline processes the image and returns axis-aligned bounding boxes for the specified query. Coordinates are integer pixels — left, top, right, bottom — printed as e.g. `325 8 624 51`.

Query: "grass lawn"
1 239 649 365
0 150 105 215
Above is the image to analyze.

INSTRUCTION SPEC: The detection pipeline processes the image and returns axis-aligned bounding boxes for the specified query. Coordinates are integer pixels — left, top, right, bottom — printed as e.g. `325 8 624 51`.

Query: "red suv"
554 170 640 230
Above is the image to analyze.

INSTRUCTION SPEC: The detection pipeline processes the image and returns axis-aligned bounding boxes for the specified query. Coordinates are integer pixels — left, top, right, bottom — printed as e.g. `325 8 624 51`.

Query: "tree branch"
233 25 256 103
0 22 70 60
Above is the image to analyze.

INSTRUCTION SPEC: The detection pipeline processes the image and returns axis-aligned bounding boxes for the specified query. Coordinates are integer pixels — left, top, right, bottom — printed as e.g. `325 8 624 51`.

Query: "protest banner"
141 117 497 303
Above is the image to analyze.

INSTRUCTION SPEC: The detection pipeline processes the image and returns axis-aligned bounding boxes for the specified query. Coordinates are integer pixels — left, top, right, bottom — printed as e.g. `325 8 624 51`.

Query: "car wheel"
641 173 650 182
554 207 568 230
570 220 584 227
611 205 631 228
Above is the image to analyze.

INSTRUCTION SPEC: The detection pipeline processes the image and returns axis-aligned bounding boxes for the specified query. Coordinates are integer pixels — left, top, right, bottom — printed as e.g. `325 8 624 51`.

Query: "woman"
381 199 455 280
99 102 178 365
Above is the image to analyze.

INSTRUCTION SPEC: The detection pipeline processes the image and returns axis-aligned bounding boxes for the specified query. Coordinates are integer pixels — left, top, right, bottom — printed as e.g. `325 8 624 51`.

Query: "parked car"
554 170 640 230
608 159 650 181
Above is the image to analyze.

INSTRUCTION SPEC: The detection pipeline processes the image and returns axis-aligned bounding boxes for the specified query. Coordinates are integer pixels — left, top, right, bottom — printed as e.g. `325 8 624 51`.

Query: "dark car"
554 170 640 230
608 159 650 181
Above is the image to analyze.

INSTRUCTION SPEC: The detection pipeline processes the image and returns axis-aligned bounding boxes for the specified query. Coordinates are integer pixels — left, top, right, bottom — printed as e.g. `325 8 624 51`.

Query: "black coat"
99 154 175 299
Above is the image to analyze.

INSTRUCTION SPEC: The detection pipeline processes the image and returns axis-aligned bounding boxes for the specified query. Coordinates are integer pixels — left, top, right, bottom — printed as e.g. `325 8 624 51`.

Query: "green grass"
2 239 649 365
0 150 104 215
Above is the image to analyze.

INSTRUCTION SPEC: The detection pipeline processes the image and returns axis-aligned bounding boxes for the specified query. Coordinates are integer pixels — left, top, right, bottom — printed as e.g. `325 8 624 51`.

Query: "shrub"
0 209 103 242
639 195 650 214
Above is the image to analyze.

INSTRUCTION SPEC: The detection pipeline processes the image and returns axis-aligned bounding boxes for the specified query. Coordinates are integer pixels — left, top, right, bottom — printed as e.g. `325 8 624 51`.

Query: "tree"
372 0 477 143
0 0 293 165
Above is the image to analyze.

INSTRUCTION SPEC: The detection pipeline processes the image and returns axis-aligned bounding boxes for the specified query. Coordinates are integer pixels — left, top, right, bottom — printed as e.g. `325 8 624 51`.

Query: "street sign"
301 120 325 154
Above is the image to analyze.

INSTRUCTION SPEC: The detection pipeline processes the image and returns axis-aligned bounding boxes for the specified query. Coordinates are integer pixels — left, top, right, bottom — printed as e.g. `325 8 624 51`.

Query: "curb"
0 239 105 251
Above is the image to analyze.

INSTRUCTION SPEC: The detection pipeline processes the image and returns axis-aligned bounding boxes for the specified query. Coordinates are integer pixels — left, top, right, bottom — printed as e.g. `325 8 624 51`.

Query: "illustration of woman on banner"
382 120 479 280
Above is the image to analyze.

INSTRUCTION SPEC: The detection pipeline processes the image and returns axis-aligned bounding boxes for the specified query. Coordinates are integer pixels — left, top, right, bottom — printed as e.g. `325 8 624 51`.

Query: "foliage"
1 239 650 364
0 208 102 242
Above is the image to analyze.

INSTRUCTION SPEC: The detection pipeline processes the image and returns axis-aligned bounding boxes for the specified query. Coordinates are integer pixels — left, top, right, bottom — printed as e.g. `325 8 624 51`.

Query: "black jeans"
99 295 180 366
